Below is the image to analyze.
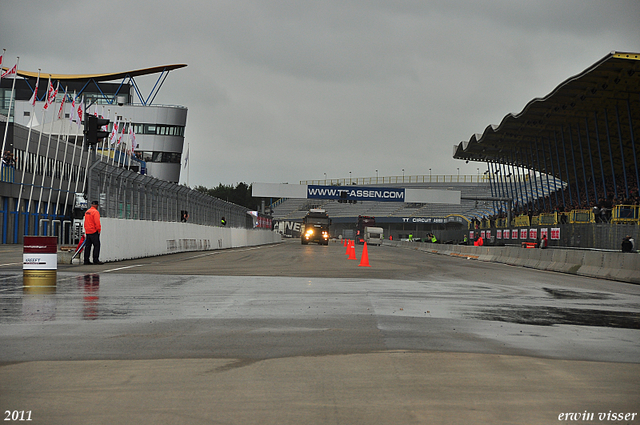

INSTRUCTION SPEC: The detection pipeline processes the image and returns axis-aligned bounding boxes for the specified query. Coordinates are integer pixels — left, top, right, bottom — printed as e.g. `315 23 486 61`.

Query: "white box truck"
364 226 384 245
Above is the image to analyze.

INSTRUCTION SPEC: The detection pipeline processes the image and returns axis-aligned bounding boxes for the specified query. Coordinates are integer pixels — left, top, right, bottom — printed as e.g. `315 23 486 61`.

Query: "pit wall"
385 241 640 284
97 218 281 262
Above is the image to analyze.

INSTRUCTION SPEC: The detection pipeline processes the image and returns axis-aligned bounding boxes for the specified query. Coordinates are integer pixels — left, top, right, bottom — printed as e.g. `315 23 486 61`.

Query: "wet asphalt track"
1 240 639 424
1 239 638 363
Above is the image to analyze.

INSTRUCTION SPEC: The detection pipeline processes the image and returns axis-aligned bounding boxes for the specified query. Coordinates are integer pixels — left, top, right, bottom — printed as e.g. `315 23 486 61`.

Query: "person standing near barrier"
540 235 548 249
621 236 633 253
84 201 104 265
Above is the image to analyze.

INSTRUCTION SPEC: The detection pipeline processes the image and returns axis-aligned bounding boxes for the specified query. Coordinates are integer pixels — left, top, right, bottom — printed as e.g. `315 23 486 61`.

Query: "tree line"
194 182 263 210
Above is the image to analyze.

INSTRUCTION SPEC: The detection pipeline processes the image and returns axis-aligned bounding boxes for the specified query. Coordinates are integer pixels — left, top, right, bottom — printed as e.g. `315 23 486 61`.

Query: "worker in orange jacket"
84 201 103 265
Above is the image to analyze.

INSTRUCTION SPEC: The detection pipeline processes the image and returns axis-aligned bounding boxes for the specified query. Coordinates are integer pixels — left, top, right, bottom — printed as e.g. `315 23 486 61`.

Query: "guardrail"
386 240 640 284
612 205 640 224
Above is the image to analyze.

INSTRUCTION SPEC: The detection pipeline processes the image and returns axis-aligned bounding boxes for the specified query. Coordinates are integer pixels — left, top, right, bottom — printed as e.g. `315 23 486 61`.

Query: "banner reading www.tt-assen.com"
307 185 405 202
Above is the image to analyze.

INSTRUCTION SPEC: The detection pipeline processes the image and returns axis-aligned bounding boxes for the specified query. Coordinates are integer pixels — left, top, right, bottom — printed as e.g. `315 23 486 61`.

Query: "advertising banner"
496 229 502 239
529 228 538 240
551 228 561 240
307 185 405 202
520 229 528 239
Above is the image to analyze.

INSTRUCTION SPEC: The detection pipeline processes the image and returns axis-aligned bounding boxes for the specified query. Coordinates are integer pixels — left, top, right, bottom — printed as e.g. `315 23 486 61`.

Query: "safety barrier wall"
386 240 640 284
91 218 281 262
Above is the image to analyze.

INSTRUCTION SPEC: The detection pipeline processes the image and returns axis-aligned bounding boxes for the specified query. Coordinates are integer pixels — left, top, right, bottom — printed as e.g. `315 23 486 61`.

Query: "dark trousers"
84 232 101 263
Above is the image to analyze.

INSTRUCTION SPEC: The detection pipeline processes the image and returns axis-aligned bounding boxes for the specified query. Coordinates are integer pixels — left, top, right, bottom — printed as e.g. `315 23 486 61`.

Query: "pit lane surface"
1 240 638 424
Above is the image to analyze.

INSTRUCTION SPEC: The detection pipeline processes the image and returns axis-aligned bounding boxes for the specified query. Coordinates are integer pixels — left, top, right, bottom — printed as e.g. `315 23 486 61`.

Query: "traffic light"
84 113 110 145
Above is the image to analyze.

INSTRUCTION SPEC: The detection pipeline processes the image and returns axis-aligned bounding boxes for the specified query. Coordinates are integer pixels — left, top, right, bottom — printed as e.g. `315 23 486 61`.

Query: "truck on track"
355 215 376 244
363 226 384 245
301 209 331 245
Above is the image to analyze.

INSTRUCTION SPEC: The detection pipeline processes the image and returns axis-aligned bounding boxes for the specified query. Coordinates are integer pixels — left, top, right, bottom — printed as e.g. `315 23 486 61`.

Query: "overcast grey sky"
1 1 639 188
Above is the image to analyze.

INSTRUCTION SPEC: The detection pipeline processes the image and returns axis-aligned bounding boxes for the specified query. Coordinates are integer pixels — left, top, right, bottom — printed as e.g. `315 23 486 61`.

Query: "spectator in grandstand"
2 150 15 167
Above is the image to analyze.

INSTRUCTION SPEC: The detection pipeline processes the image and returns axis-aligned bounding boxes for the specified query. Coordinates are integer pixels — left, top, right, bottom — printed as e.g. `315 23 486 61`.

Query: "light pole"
429 168 431 181
402 168 405 183
457 167 460 182
324 173 327 184
376 169 378 183
349 171 352 185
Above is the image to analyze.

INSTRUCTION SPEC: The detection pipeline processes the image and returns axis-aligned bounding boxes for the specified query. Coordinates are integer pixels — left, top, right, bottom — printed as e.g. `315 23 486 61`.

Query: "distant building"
1 64 187 183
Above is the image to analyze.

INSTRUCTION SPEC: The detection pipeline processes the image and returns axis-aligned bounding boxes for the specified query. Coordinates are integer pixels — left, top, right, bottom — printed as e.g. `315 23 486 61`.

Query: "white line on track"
102 264 146 273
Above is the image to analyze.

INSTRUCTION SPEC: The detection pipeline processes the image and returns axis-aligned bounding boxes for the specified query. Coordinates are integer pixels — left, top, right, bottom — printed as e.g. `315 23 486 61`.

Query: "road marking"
102 264 146 273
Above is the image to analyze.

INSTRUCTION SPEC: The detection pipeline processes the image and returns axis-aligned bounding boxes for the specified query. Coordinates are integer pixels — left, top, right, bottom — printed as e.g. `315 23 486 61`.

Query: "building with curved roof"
1 64 187 183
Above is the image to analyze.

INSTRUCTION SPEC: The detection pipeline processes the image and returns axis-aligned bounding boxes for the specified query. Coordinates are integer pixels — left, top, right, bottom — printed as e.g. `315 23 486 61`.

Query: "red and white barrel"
23 236 58 288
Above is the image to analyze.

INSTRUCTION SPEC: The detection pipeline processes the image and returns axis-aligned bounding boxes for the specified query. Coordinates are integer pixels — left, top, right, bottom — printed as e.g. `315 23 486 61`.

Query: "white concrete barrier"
386 241 640 284
96 218 281 262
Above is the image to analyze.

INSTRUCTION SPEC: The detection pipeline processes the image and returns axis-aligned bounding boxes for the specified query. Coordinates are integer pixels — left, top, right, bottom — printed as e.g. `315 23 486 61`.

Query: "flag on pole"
129 125 137 149
117 119 125 146
43 79 58 110
70 95 84 126
70 95 77 123
76 96 84 126
1 63 17 79
57 87 68 120
109 117 119 145
0 52 3 80
183 145 189 168
29 73 40 106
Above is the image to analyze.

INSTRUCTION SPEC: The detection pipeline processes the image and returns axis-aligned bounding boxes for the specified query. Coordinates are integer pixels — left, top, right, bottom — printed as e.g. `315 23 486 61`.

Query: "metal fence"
86 160 251 228
1 158 252 245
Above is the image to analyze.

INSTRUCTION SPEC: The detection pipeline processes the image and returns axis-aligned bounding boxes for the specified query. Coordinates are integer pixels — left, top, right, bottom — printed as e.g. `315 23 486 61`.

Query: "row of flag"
1 51 189 174
2 52 139 156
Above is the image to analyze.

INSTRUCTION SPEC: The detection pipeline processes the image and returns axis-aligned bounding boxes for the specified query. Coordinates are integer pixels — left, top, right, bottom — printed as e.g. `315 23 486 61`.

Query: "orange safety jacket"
84 206 102 234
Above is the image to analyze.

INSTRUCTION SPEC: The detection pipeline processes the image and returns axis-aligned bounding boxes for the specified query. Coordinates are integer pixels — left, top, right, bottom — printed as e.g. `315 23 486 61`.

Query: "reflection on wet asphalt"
1 271 639 363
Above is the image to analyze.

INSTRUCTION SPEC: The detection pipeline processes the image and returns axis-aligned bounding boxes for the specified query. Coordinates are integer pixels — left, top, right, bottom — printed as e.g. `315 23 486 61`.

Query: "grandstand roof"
453 51 640 200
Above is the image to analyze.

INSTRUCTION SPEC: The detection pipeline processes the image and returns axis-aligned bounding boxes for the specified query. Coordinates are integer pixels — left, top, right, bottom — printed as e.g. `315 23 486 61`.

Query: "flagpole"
1 56 19 165
47 84 64 222
17 67 39 221
109 112 118 166
63 92 81 216
124 120 131 169
28 73 47 221
55 88 71 213
117 116 126 168
37 77 57 224
72 96 87 199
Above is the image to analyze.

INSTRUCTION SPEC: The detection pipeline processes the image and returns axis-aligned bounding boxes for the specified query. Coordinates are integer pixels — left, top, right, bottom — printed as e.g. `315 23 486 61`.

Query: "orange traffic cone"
348 240 357 260
345 239 351 255
358 242 370 267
